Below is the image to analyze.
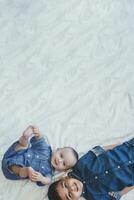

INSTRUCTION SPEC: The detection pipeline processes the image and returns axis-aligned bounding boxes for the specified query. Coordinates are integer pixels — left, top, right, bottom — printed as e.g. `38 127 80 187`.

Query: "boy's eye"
64 182 68 188
68 193 72 199
60 153 63 158
63 162 66 166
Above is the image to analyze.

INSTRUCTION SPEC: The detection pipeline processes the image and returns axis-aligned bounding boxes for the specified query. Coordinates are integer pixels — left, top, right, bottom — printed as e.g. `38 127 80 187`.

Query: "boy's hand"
108 191 121 200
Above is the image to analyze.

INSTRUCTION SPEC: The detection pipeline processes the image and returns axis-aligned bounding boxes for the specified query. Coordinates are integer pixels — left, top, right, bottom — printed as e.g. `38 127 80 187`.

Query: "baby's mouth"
55 158 58 166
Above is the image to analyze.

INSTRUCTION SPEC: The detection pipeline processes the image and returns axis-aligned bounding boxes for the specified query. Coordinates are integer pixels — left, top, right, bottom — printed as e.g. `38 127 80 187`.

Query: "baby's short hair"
64 147 79 161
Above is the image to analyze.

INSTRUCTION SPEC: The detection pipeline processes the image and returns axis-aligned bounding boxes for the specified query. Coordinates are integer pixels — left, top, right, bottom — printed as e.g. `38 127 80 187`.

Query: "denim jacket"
69 138 134 200
2 136 53 186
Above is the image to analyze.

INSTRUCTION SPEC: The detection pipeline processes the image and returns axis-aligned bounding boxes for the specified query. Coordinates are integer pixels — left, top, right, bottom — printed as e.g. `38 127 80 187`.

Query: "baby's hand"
31 125 42 138
29 171 43 182
27 167 36 180
28 167 42 182
28 167 43 182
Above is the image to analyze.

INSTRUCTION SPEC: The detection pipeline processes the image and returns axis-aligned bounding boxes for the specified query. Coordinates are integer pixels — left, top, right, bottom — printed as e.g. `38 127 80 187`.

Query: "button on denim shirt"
69 138 134 200
2 136 53 186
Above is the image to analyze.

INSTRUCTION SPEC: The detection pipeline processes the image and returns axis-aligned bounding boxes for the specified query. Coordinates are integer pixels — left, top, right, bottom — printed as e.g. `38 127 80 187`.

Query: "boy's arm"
120 186 134 196
103 143 121 151
91 143 121 157
109 186 134 199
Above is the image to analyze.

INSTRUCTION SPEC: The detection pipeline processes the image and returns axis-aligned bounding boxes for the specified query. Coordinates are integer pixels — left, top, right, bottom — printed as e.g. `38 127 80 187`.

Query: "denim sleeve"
91 192 120 200
36 181 45 187
90 194 113 200
109 192 121 200
91 146 105 156
97 194 113 200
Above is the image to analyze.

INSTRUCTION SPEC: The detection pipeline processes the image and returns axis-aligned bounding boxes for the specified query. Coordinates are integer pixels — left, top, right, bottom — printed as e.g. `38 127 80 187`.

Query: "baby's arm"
52 171 68 183
28 168 51 185
34 173 51 185
30 171 68 185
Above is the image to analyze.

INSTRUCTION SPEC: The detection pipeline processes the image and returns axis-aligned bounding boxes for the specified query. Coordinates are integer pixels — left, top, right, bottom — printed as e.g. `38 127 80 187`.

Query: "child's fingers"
108 192 114 196
33 132 40 136
29 125 38 132
31 174 37 178
31 175 38 179
32 126 39 131
33 130 39 133
30 175 38 180
30 175 40 181
30 177 37 182
30 172 38 177
31 172 40 178
34 171 40 175
33 129 40 135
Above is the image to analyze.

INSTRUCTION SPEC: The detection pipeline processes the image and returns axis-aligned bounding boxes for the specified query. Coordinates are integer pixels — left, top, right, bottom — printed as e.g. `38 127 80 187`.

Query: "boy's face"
51 148 77 171
56 177 83 200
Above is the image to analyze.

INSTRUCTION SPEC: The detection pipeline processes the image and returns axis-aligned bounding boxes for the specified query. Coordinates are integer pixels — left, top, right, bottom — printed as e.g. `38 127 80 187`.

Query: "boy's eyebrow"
61 181 64 188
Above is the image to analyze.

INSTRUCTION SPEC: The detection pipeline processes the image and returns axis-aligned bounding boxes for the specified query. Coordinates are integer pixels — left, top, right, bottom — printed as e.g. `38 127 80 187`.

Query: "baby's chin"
54 167 62 171
54 166 65 172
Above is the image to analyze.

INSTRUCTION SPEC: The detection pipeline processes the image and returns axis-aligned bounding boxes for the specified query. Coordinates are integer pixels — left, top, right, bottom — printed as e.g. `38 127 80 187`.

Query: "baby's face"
51 148 77 171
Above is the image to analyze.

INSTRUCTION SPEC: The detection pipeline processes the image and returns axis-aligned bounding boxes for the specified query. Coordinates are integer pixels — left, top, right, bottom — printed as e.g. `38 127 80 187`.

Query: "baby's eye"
63 162 66 167
60 153 63 158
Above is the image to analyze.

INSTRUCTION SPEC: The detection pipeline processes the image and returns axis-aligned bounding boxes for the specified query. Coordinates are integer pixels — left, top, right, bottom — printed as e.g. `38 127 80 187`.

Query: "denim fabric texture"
69 138 134 200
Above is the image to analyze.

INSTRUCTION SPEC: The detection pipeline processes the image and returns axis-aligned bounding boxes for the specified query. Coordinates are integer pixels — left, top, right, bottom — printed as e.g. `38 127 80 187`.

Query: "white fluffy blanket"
0 0 134 199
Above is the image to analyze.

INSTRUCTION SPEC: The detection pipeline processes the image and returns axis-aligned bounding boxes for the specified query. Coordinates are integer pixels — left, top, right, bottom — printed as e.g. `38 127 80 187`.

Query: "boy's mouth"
71 182 78 191
74 182 79 191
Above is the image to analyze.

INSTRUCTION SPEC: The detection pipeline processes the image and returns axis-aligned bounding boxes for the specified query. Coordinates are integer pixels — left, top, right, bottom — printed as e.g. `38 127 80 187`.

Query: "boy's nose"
58 158 63 163
69 184 76 192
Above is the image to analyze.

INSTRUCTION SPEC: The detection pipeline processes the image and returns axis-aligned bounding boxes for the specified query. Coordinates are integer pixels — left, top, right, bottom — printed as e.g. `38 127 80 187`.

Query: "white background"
0 0 134 199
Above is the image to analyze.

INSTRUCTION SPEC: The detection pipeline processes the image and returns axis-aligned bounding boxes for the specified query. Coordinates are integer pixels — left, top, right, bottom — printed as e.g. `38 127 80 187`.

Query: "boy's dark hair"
48 180 61 200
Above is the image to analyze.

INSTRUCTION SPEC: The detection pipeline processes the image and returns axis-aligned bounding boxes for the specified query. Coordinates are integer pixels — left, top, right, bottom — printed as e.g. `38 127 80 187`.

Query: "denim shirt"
69 138 134 200
2 136 53 186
